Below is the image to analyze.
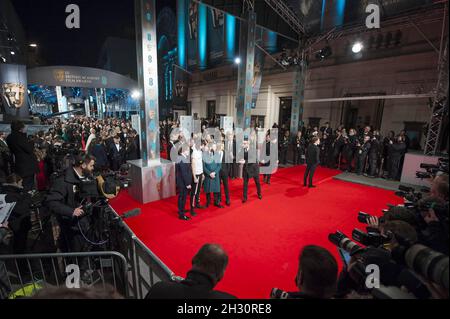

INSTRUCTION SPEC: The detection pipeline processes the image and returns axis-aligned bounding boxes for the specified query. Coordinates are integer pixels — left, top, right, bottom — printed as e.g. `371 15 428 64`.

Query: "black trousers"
293 149 304 165
178 187 192 216
190 174 203 207
303 164 317 186
219 175 230 204
243 175 261 200
12 218 31 255
356 155 367 174
344 152 354 171
280 148 288 165
368 156 378 176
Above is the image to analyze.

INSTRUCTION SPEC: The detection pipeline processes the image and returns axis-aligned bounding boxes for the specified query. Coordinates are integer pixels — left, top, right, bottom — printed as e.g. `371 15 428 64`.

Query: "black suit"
108 142 125 171
219 151 230 205
145 270 236 299
239 147 261 200
356 141 371 175
176 154 193 217
6 130 39 190
304 143 320 187
368 138 381 176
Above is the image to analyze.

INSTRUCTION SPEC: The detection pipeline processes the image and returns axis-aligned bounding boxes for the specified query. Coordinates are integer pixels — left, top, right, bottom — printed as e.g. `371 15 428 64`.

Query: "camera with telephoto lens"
328 231 362 254
270 288 294 299
391 237 449 291
395 185 423 202
416 157 449 179
358 211 385 224
352 228 392 247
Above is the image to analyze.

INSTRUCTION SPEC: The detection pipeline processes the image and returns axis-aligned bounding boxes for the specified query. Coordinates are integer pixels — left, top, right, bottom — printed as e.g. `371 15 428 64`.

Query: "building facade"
187 8 444 150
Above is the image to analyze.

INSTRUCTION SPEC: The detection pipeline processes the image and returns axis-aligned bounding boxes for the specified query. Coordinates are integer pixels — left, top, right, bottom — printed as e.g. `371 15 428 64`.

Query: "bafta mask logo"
2 83 26 108
53 69 65 82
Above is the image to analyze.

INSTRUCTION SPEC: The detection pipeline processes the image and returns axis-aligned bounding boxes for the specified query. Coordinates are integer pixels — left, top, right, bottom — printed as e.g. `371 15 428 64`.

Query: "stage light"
29 43 38 48
352 42 364 54
131 90 141 100
234 57 241 65
0 56 6 63
10 51 15 55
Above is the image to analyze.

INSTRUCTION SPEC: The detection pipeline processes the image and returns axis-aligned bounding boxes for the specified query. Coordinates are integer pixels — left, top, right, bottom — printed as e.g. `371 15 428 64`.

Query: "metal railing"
107 205 176 299
0 204 178 299
0 251 128 299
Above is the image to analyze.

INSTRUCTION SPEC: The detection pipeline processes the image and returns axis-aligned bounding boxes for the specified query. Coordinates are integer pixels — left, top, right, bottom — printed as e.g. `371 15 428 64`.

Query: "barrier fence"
0 204 177 299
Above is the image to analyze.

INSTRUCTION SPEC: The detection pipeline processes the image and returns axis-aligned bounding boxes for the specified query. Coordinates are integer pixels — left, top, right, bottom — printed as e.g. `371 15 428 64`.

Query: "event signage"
27 66 137 90
235 11 257 131
0 63 29 118
290 55 306 135
136 0 160 162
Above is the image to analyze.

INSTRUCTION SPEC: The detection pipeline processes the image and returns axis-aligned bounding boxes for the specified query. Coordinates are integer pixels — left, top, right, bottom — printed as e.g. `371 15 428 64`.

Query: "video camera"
79 164 132 201
416 157 449 179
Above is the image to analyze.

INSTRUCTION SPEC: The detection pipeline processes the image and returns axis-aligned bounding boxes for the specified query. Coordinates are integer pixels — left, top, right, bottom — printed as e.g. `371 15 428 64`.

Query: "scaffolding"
424 38 448 155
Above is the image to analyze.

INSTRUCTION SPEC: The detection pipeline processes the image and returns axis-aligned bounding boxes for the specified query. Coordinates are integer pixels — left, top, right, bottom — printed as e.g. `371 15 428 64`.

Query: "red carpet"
109 165 402 299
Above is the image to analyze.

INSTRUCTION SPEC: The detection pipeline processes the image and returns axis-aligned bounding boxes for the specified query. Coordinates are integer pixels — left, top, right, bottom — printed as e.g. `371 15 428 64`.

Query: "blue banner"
208 7 225 66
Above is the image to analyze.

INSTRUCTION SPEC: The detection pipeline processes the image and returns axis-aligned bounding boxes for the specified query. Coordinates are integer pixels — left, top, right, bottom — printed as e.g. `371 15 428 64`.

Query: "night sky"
12 0 176 67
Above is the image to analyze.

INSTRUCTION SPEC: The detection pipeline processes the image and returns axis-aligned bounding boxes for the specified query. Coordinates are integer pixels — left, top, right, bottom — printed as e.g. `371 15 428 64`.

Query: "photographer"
416 196 449 255
272 245 338 299
6 121 39 191
387 136 406 180
1 174 33 255
430 174 449 202
45 154 96 253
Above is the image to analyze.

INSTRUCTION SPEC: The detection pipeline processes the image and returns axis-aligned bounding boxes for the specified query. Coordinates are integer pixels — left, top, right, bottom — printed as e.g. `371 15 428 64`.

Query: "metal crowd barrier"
108 205 177 299
0 204 178 299
0 251 128 299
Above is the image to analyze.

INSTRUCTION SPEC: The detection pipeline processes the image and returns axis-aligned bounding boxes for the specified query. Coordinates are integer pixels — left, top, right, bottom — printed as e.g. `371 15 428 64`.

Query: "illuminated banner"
27 66 137 90
251 46 265 109
208 7 225 66
0 64 29 118
235 11 257 130
173 66 189 107
187 0 198 68
291 57 306 135
136 0 160 162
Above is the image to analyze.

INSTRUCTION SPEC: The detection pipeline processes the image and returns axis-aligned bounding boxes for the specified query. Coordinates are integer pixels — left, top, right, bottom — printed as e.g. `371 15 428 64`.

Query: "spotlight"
10 51 15 55
29 43 38 48
234 57 241 65
0 56 6 63
315 46 332 61
352 42 364 54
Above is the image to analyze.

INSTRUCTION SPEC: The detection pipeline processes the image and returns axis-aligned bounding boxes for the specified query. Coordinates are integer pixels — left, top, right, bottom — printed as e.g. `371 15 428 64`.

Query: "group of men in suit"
175 135 263 221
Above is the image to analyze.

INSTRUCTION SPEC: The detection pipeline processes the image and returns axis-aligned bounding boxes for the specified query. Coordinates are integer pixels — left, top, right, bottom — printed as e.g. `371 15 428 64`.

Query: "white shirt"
115 144 120 152
191 147 203 175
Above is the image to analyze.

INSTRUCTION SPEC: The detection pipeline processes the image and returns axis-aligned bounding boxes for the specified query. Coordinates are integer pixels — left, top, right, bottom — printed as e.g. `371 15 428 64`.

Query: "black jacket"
45 168 87 229
90 144 108 167
238 148 259 179
176 155 193 190
145 270 236 299
1 184 32 233
306 144 320 166
220 150 231 178
6 131 39 177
